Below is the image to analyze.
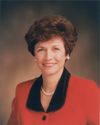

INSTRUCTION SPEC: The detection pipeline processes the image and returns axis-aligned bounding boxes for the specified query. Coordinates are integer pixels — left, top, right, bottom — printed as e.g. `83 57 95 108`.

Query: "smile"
43 63 56 67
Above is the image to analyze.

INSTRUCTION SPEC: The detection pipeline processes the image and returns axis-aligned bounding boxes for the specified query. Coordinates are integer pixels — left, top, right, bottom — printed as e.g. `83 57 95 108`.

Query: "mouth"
43 63 56 67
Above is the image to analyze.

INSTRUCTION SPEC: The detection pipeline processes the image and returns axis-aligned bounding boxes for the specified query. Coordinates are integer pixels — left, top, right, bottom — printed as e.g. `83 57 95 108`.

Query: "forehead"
35 37 64 48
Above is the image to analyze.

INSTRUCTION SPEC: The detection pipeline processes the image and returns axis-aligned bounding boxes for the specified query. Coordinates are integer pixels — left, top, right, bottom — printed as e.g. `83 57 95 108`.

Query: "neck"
42 67 64 93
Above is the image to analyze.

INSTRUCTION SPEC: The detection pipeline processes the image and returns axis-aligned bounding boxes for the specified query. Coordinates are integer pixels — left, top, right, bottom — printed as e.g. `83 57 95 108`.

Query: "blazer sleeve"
7 79 34 125
7 85 19 125
84 81 99 125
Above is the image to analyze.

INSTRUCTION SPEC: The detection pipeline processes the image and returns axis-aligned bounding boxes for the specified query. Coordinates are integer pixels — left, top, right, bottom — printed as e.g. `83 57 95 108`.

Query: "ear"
34 57 37 62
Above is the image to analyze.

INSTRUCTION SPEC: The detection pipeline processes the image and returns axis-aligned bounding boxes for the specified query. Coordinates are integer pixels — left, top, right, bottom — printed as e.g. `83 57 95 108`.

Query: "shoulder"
15 78 37 96
70 75 99 91
17 79 35 89
69 75 99 102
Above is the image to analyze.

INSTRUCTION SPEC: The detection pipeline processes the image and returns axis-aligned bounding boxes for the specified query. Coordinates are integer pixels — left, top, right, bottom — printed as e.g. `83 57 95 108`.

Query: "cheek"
34 54 43 63
55 53 66 61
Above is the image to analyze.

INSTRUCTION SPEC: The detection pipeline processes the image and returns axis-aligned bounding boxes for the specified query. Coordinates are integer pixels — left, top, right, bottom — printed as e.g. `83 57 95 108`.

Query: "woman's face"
34 37 67 76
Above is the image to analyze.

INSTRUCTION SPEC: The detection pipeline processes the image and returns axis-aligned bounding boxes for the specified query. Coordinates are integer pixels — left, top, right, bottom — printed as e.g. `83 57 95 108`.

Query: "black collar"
26 67 70 112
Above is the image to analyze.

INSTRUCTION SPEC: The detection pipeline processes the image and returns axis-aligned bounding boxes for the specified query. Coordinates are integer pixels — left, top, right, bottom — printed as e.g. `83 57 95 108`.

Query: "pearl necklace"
41 86 55 96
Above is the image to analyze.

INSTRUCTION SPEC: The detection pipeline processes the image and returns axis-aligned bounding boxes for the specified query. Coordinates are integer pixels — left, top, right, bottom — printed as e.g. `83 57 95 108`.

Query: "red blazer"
7 75 99 125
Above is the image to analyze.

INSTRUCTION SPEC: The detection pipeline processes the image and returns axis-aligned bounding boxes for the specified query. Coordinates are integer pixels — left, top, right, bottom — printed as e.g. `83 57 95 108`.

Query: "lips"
43 63 56 67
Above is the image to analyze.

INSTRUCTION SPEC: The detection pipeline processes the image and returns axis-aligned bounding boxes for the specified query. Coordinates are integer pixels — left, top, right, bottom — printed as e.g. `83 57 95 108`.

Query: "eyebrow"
37 44 61 48
36 46 45 49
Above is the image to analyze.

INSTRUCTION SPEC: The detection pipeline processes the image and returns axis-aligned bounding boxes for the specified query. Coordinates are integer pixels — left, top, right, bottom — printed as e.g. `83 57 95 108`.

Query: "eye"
54 47 60 51
37 48 45 52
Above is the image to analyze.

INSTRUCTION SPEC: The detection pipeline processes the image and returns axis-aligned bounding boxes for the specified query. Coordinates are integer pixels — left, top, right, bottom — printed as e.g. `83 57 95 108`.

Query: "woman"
7 15 99 125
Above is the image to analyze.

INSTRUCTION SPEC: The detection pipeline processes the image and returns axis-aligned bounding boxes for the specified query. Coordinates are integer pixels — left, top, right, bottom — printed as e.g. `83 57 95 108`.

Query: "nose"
44 50 54 60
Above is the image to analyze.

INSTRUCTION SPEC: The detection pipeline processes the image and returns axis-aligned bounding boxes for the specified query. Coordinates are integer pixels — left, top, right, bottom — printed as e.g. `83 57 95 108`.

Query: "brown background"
0 1 99 125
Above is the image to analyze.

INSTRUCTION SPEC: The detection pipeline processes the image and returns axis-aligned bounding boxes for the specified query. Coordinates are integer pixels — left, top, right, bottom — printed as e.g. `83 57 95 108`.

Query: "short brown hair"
25 15 78 56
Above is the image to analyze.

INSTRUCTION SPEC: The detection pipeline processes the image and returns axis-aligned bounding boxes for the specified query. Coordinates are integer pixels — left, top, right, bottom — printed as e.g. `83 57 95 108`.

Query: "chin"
42 68 61 76
43 70 55 75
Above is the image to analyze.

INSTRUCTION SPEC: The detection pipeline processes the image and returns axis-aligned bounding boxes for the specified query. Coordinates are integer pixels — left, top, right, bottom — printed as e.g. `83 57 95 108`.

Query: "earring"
66 55 70 60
